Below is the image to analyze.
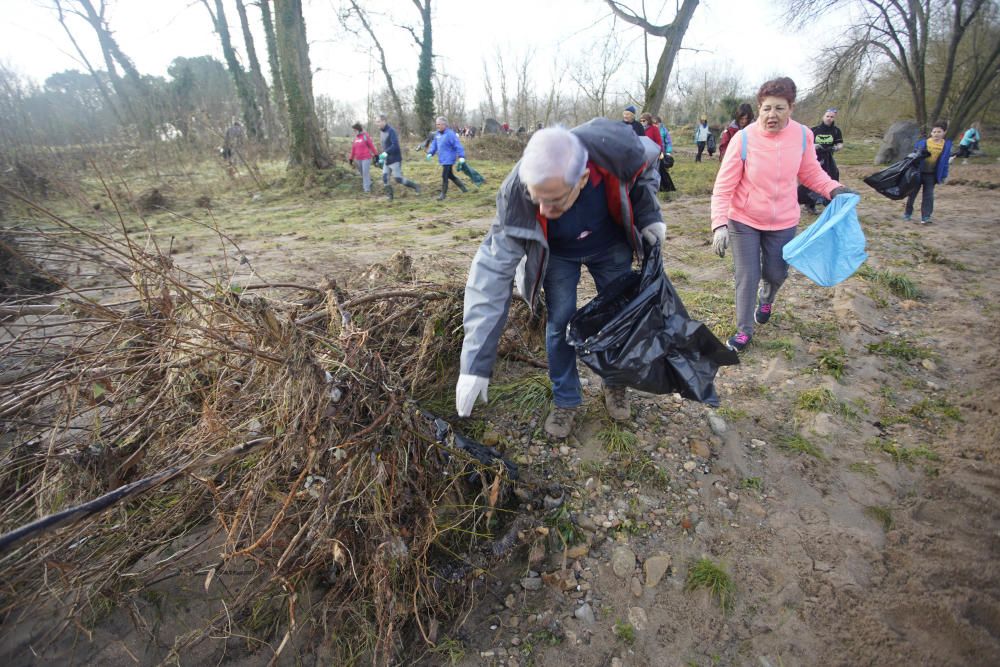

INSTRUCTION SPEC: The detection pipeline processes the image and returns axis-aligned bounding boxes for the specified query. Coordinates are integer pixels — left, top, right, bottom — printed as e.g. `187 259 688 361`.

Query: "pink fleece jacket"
710 119 841 231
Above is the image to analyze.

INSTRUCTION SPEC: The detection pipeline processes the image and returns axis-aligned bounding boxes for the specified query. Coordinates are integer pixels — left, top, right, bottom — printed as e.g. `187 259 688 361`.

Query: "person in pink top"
710 77 856 352
349 121 378 193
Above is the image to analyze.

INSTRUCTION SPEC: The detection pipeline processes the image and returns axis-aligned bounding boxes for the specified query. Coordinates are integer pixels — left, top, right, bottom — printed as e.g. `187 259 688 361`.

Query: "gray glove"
830 186 858 198
641 221 666 246
712 227 729 258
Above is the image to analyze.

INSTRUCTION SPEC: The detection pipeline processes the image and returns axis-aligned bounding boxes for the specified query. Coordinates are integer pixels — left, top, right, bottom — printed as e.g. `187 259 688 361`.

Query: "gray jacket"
460 117 663 377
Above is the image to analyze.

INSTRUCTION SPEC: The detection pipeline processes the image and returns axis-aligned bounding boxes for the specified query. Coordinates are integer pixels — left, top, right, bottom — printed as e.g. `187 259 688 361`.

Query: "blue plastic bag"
782 193 866 287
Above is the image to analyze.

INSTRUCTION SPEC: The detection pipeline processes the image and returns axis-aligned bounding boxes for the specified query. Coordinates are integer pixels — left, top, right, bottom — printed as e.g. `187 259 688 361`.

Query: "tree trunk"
412 0 435 135
346 0 407 136
203 0 262 139
257 0 288 136
274 0 331 169
605 0 700 116
73 0 149 131
234 0 275 140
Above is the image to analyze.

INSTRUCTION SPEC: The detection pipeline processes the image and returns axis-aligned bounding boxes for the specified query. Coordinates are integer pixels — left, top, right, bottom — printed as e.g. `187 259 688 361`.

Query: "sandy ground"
2 158 998 666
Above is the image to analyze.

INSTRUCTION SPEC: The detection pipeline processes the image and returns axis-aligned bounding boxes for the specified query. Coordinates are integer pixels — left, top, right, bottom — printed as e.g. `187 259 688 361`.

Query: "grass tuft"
848 461 879 478
685 558 735 612
866 339 934 361
613 620 636 644
779 434 825 459
598 423 639 456
491 373 551 417
816 347 847 380
795 387 837 412
857 264 919 298
864 505 894 531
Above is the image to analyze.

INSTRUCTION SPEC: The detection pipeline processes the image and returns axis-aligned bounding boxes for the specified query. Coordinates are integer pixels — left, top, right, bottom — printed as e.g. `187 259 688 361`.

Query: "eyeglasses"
529 179 582 209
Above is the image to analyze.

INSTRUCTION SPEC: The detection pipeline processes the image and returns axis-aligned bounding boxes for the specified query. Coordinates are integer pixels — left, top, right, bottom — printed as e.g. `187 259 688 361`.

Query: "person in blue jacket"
426 116 469 200
956 123 981 158
904 120 952 224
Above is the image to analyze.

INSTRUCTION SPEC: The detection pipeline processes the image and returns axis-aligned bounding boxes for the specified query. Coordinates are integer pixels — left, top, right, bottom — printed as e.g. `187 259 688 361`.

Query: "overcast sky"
0 0 840 115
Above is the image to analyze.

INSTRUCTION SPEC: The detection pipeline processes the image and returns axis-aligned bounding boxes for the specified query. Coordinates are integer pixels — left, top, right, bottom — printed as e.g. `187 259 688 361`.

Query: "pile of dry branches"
0 207 529 663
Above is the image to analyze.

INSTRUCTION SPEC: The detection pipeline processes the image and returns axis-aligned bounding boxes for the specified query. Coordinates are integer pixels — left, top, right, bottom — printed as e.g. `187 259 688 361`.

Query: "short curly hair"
756 77 797 105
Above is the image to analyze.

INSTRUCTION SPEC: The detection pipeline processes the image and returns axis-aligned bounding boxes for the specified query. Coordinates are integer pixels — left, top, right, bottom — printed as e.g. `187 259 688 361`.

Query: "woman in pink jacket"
710 77 855 352
349 122 378 193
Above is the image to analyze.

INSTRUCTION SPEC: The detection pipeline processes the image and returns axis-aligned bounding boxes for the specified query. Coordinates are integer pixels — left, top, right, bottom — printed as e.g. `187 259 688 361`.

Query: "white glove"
455 374 489 416
641 222 666 246
712 227 729 258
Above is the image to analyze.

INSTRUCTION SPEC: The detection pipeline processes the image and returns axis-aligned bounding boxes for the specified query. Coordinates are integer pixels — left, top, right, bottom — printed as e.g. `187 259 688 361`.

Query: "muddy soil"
3 160 999 666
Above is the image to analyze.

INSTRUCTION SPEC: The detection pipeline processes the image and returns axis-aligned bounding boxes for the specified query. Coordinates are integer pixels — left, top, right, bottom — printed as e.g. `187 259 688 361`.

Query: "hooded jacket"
459 118 662 378
350 131 377 160
914 138 952 184
711 119 841 232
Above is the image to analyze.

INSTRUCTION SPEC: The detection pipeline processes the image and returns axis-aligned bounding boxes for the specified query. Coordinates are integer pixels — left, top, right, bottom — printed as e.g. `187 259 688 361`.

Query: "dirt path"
438 163 1000 667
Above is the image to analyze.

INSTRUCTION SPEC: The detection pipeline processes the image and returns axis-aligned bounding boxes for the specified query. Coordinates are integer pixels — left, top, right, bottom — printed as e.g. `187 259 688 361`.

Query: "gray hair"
518 126 588 187
435 116 448 124
377 113 388 122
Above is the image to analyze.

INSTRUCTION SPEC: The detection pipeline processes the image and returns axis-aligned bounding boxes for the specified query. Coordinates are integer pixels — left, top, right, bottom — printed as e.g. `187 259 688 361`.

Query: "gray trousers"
357 159 372 192
728 220 797 336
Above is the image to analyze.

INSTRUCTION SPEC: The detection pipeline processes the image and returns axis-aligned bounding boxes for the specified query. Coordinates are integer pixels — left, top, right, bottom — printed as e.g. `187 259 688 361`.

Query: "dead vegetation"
0 199 541 664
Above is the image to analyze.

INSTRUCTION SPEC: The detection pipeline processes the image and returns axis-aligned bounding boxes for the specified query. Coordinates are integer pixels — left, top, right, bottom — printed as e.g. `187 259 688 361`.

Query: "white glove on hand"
641 222 666 246
712 227 729 258
458 157 466 165
455 374 489 417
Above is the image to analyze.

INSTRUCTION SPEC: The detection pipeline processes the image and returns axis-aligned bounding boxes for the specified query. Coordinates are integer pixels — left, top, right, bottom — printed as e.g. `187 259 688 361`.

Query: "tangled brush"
0 196 539 664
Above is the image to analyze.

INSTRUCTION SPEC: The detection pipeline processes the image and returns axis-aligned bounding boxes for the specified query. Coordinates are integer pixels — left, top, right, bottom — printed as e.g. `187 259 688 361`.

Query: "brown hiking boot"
544 405 579 439
604 385 630 421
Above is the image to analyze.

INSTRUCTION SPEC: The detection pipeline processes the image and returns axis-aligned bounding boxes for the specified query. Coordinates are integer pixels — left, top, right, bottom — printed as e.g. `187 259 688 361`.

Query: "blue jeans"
543 242 634 407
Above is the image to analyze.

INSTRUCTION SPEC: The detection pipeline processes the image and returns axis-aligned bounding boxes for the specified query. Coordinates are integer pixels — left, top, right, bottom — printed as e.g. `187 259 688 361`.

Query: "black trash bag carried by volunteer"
863 150 929 200
566 241 739 406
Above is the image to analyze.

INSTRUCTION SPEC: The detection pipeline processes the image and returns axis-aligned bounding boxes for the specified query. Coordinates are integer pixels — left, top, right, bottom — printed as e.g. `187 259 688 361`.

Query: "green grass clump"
864 505 894 531
598 423 639 456
909 398 963 421
795 387 837 412
866 339 934 361
868 438 939 465
491 373 551 417
613 620 636 644
760 337 796 360
739 477 763 492
779 434 825 459
428 638 466 665
816 347 847 379
857 264 919 299
716 406 749 421
848 461 878 478
685 558 735 612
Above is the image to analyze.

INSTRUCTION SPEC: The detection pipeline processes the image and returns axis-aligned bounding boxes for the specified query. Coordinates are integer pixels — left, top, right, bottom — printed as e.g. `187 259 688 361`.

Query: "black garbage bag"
863 150 929 200
566 241 739 406
658 159 676 192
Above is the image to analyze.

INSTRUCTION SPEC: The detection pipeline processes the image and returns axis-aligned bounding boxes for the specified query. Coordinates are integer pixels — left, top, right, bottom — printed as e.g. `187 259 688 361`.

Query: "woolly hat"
624 105 637 114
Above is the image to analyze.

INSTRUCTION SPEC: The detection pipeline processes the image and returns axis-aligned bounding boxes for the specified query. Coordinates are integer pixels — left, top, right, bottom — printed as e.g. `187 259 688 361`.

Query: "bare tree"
273 0 331 169
341 0 407 135
256 0 288 133
51 0 122 124
787 0 1000 135
605 0 700 115
234 0 275 138
569 30 628 119
202 0 262 139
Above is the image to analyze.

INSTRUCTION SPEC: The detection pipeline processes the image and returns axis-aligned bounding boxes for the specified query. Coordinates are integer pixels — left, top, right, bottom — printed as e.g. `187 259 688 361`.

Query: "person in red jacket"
639 112 663 150
349 122 378 193
718 103 753 161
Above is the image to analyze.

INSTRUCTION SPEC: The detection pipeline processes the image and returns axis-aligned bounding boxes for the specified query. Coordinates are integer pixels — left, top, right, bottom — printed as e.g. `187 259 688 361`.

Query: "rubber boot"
401 178 420 194
456 180 468 193
437 180 448 201
384 184 394 201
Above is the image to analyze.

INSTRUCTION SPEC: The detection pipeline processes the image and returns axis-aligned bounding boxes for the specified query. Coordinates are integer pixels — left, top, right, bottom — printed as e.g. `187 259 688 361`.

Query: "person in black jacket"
623 105 645 137
799 108 845 213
